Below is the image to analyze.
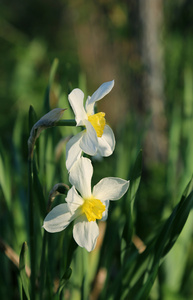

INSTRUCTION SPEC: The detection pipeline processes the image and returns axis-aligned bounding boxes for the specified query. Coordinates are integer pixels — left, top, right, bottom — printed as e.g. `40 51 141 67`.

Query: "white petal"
80 120 98 155
43 203 73 233
73 214 99 252
65 186 84 213
66 132 83 171
101 200 109 221
69 157 93 199
68 88 87 125
86 80 114 115
93 178 130 201
85 96 95 115
97 125 115 157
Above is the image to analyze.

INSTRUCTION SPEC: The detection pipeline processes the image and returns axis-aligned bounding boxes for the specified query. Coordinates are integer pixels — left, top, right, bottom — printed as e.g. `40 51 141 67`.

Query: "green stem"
82 249 89 300
28 156 35 299
55 119 76 127
39 231 47 300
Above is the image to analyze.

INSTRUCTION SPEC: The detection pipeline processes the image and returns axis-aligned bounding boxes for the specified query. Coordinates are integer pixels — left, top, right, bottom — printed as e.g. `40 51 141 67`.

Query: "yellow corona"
88 112 106 137
82 196 106 222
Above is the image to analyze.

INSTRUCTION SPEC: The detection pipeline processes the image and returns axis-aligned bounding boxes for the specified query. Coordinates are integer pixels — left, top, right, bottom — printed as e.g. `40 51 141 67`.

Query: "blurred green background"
1 0 193 299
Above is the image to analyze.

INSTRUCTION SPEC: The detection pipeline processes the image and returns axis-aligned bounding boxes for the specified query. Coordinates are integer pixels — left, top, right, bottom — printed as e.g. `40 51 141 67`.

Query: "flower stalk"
55 119 76 127
28 153 35 299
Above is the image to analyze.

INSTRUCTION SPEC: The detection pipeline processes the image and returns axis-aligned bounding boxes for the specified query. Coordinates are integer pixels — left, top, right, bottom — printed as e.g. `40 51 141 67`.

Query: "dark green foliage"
1 1 193 299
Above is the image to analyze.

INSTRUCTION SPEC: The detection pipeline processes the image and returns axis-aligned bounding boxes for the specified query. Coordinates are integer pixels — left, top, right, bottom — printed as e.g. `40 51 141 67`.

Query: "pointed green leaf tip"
49 58 59 86
19 242 30 300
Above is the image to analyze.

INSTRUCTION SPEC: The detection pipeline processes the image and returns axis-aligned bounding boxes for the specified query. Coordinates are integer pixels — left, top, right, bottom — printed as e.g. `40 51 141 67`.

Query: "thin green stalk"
55 120 76 127
39 231 47 300
81 249 89 300
28 155 35 299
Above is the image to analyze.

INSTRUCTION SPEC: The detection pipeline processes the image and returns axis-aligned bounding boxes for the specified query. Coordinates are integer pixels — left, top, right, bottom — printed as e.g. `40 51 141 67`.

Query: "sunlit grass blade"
19 242 30 300
0 151 11 209
49 58 59 87
44 58 59 111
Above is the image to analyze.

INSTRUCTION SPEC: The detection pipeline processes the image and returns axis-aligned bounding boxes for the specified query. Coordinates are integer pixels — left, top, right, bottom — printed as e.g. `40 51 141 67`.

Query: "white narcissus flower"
43 157 129 252
66 80 115 171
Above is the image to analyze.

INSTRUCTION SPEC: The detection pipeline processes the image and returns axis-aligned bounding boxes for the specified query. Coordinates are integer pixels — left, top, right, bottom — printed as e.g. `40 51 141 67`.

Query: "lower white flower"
43 157 129 252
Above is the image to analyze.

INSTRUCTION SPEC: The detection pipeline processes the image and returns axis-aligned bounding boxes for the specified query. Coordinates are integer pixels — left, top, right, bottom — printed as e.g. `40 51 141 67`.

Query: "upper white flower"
66 80 115 171
43 157 129 252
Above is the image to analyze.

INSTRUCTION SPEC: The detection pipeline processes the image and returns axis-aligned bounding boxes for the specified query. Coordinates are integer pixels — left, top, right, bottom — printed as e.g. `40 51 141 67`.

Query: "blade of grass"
19 242 30 300
122 150 142 246
57 267 72 297
28 106 36 299
39 231 48 300
33 160 46 219
0 151 11 209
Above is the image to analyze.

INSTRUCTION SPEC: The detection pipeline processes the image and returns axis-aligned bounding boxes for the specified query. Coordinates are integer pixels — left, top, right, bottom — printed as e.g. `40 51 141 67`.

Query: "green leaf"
57 267 72 296
49 58 59 86
122 150 142 245
0 151 11 208
44 58 59 111
33 160 46 218
66 234 78 268
125 176 193 300
129 149 143 209
19 242 30 300
158 177 193 257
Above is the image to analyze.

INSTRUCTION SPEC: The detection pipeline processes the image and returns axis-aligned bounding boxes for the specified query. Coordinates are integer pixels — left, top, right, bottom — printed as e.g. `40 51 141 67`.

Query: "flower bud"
28 108 66 158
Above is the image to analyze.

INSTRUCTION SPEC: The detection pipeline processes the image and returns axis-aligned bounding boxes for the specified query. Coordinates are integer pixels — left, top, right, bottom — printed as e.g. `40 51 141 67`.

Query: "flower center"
87 112 106 137
81 196 106 222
